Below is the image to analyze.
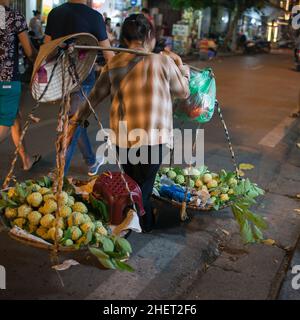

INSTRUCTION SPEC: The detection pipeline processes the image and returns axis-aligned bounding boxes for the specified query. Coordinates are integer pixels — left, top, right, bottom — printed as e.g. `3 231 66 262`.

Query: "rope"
2 52 64 189
216 101 240 178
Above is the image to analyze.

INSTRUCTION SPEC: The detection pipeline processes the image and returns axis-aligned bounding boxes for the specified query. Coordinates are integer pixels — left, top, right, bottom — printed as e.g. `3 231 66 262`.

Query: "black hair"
142 8 150 14
116 23 121 27
120 14 154 45
105 17 111 24
32 10 41 16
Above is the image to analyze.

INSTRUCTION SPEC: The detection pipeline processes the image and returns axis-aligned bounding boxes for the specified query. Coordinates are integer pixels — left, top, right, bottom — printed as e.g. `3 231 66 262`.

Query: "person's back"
45 2 106 40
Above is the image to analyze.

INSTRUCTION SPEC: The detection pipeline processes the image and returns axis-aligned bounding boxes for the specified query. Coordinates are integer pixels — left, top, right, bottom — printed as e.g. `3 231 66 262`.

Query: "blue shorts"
0 81 22 127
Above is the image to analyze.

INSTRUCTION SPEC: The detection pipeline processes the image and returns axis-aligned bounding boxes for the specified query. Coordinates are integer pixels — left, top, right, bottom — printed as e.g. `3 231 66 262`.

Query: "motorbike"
244 38 271 54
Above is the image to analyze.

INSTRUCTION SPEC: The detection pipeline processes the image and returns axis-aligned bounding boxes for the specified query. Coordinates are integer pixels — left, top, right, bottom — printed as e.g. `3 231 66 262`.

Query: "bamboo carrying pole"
74 45 202 72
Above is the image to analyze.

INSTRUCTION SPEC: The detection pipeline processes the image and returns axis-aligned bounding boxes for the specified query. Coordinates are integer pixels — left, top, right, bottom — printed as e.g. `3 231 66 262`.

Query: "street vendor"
66 14 190 232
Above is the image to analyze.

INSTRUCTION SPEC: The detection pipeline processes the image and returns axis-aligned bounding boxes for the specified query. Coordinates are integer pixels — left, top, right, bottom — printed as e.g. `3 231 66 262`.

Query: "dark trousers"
117 144 165 229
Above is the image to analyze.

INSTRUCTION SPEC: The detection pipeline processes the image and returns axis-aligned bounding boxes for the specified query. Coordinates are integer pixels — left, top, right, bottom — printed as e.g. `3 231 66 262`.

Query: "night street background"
1 50 300 300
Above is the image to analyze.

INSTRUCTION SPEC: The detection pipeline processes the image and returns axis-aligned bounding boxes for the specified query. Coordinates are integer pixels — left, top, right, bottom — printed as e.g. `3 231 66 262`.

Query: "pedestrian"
105 17 116 46
29 10 44 43
141 8 155 28
44 0 114 176
0 0 41 171
66 14 190 232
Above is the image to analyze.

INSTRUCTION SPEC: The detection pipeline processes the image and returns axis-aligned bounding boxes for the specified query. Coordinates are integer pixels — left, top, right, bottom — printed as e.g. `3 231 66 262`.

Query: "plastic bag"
174 68 216 124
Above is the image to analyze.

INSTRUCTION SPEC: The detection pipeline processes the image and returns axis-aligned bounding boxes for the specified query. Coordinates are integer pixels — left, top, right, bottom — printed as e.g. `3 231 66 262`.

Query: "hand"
161 48 183 67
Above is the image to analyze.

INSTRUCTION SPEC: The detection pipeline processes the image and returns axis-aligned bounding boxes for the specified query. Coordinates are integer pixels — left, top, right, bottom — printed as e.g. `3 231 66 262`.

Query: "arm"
18 31 36 61
99 38 115 62
44 34 52 44
164 54 190 99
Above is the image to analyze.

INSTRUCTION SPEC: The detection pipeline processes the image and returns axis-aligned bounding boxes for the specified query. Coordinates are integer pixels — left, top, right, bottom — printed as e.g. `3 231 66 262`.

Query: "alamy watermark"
95 123 205 168
0 5 5 30
292 5 300 30
291 265 300 290
0 265 6 290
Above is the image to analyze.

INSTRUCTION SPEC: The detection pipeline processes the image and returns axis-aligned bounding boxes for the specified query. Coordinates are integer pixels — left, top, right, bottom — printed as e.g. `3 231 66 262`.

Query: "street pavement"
1 50 300 300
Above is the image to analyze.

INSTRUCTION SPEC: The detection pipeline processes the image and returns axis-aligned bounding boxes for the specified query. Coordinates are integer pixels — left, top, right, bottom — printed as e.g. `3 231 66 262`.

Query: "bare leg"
0 126 10 144
11 114 33 170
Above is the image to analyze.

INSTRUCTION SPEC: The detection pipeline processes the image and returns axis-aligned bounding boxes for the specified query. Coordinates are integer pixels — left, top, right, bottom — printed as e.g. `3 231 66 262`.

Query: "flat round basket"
152 194 233 212
31 33 98 103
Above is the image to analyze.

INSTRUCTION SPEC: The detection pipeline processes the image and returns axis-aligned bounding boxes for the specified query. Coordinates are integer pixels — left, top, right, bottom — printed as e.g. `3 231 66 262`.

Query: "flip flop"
24 154 42 171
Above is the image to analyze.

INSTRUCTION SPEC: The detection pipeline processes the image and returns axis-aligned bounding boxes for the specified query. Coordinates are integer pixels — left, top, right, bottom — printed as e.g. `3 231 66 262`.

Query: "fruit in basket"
39 187 51 195
202 185 208 192
188 180 195 188
64 239 74 247
195 179 203 189
28 211 42 225
43 194 56 202
8 188 17 199
47 227 64 241
39 199 58 215
70 226 82 241
55 217 65 229
167 170 177 180
229 178 238 187
207 180 218 189
80 222 95 234
228 189 234 195
27 192 43 208
67 196 75 207
203 173 213 184
28 224 38 234
36 226 49 240
13 218 26 228
5 207 17 219
175 175 185 185
18 204 32 218
68 212 84 227
40 214 55 228
72 202 88 214
59 206 72 218
220 194 230 202
56 191 69 206
161 167 170 175
82 214 92 223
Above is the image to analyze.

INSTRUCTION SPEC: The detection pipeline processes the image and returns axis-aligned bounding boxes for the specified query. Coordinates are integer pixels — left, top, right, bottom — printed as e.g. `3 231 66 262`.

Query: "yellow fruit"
195 179 203 188
36 227 49 240
70 226 82 241
5 207 17 219
203 173 213 184
72 202 88 214
13 218 26 229
56 191 69 206
18 204 32 218
228 189 234 195
41 199 58 215
8 188 16 198
39 187 51 195
229 178 238 187
52 217 65 230
43 194 56 202
210 190 220 197
220 194 229 202
65 239 74 247
28 224 38 234
59 206 72 218
96 226 108 236
68 212 84 227
80 222 95 234
40 214 55 228
27 192 43 208
67 196 75 207
207 180 218 189
47 227 63 241
202 186 208 192
28 211 42 225
76 236 87 246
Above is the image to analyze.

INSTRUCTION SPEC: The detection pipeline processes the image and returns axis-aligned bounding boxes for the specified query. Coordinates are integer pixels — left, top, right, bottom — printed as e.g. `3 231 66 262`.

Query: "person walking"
0 0 41 171
29 10 44 43
66 14 190 232
44 0 114 176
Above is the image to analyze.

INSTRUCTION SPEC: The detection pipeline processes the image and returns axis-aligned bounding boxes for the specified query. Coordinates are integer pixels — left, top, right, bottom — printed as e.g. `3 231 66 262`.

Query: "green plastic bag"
174 68 216 124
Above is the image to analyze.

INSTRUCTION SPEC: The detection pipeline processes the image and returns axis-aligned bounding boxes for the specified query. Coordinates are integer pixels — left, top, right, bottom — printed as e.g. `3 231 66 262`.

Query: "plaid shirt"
73 51 190 148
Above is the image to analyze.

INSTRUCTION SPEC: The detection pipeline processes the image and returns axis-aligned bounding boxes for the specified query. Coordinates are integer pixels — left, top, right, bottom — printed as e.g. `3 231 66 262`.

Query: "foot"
23 154 41 171
88 157 105 177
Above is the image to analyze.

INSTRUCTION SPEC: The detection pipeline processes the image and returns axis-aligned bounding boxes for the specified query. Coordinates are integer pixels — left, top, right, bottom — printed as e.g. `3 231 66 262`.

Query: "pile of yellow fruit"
3 184 108 247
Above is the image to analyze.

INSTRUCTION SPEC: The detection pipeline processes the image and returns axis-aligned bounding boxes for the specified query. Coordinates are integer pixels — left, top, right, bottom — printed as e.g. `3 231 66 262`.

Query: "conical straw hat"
31 33 98 103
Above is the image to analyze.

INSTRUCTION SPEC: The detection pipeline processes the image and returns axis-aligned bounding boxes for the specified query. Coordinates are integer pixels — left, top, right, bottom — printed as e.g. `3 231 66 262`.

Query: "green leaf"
98 257 116 270
244 211 268 230
102 237 115 253
113 259 135 272
89 195 109 223
116 237 132 254
241 220 255 244
85 230 93 245
89 246 109 259
252 225 264 241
